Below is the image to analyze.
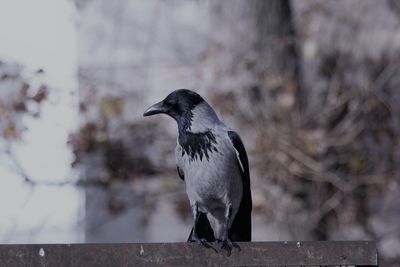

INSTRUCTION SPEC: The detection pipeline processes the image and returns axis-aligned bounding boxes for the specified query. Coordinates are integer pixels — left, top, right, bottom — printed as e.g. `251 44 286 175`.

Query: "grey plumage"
175 102 243 241
143 89 252 246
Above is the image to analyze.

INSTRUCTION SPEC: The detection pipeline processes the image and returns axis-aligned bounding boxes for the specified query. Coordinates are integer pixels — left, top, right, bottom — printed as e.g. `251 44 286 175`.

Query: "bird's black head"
143 89 204 127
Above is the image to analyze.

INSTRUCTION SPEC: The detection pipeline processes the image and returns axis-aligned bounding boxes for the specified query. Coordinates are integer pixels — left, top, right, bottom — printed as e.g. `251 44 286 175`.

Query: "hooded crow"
143 89 252 248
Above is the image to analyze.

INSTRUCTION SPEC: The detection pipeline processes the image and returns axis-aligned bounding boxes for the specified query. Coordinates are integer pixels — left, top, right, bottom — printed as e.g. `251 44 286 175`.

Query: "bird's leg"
189 203 207 245
218 204 233 255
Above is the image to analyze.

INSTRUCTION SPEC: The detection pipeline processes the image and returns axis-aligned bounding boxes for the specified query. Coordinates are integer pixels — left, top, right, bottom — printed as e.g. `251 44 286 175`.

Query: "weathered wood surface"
0 241 377 267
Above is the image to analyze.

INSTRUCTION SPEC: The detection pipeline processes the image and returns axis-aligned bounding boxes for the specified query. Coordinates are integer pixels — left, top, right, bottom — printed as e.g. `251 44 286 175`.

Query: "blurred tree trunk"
252 0 299 83
208 0 302 111
209 0 313 240
252 0 303 110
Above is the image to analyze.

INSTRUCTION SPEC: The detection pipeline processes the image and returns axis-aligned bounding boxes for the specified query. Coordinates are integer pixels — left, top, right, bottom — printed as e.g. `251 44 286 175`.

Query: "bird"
143 89 252 249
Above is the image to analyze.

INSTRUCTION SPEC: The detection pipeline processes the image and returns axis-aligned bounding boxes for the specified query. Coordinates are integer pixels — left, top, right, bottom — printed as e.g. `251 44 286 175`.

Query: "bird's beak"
143 101 168 117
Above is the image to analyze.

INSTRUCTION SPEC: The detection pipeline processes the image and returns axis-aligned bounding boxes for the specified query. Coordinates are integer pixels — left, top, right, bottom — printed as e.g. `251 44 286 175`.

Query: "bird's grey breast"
175 130 243 211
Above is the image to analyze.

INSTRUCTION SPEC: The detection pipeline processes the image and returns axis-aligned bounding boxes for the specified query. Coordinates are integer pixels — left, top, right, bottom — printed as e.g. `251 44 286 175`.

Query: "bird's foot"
189 234 209 247
217 239 233 256
189 237 208 246
189 236 218 253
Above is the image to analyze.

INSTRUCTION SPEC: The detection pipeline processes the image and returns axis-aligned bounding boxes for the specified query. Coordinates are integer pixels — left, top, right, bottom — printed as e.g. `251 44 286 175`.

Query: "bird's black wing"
177 166 184 181
227 130 252 241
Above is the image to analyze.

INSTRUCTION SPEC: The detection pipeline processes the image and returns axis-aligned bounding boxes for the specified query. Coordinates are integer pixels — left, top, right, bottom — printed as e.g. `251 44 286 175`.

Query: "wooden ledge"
0 241 378 267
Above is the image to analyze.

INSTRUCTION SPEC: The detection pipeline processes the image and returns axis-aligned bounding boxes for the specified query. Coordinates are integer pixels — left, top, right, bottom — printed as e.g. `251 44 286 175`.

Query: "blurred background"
0 0 399 265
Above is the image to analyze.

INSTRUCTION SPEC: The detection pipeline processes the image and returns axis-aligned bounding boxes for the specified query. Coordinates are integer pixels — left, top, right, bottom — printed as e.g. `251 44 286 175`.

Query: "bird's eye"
164 99 176 106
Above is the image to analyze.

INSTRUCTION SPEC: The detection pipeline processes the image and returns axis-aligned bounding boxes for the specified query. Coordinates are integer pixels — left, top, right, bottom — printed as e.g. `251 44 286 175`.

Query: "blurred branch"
279 142 356 192
5 147 109 188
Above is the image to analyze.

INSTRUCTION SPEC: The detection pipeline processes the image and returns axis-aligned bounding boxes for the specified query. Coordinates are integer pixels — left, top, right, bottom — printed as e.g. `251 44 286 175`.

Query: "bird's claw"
218 239 233 256
189 235 209 246
189 236 219 252
189 238 208 245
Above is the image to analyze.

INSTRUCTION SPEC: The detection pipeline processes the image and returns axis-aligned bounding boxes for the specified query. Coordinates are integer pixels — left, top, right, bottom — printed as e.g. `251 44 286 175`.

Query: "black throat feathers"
178 129 218 161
